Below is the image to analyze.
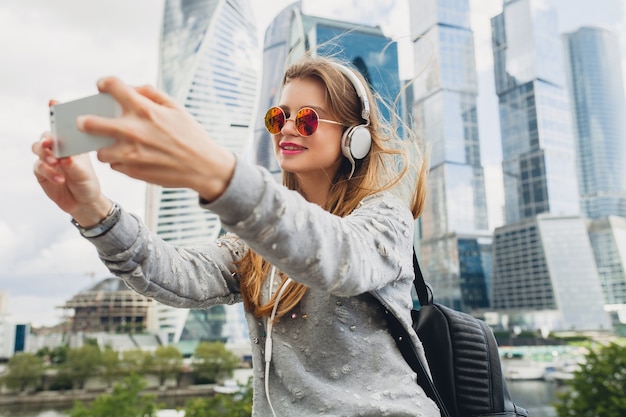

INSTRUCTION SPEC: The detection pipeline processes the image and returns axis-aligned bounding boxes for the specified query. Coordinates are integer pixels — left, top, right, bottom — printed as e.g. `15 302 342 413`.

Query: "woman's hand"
32 132 112 227
79 77 236 202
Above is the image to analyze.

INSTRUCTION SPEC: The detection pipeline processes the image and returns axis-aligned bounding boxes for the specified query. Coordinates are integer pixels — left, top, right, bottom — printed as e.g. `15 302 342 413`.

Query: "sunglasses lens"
295 107 319 136
265 107 285 134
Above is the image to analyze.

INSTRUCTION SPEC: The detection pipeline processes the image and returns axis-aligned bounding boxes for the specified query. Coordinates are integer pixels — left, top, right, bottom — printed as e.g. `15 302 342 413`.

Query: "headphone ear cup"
341 125 372 160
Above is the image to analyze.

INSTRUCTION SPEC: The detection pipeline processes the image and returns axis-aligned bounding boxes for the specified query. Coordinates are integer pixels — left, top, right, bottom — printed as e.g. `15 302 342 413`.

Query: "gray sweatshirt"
87 157 440 417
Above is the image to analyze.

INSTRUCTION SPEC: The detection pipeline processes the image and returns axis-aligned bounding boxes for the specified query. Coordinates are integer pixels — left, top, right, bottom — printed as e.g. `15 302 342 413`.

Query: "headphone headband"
333 63 371 126
331 62 373 179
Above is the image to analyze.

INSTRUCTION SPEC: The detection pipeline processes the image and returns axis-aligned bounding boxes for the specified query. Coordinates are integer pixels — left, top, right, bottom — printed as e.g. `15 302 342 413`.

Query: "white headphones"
333 63 372 178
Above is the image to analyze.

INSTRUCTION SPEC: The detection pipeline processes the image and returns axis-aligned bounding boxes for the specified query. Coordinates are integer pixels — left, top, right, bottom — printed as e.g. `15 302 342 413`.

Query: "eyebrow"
279 105 329 115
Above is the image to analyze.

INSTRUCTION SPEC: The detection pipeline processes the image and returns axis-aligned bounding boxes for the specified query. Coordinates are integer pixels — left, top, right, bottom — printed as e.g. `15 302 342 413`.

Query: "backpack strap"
413 250 431 306
379 249 451 417
384 306 451 417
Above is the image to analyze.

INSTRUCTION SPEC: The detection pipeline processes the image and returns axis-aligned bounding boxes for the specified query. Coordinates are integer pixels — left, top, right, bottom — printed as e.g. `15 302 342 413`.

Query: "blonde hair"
238 55 428 320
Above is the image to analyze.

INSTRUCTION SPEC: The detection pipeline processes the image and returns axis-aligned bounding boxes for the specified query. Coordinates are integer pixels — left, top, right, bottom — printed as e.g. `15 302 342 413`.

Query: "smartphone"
50 93 122 158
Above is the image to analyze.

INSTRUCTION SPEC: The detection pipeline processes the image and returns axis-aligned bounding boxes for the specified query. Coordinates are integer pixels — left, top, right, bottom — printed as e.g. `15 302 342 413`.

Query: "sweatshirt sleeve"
204 156 415 297
84 208 246 309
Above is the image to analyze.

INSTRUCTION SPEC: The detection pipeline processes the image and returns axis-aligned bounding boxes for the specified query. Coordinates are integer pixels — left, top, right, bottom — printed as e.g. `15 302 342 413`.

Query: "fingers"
33 140 66 185
135 84 177 107
95 76 141 112
33 158 65 185
84 78 162 141
32 133 59 166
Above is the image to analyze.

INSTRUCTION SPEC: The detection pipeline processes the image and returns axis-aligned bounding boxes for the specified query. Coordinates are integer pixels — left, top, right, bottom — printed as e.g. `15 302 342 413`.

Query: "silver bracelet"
71 202 121 238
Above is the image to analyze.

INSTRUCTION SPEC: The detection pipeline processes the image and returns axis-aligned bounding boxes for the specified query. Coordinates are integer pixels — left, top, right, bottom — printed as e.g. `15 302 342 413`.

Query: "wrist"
71 201 121 238
69 197 114 228
194 151 236 203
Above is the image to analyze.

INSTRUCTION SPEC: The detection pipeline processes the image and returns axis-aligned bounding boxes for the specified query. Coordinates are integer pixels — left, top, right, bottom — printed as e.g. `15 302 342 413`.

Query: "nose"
281 117 300 136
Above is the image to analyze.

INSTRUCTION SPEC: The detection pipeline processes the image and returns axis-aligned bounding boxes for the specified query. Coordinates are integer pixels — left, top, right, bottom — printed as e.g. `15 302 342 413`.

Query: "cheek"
318 138 344 162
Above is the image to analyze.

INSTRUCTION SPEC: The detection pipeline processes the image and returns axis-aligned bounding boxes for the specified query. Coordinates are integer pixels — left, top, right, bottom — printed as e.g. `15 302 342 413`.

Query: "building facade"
492 215 611 331
0 315 29 360
490 0 612 331
562 27 626 327
61 277 157 334
563 27 626 220
144 0 257 351
147 0 259 245
408 0 491 312
587 216 626 326
491 0 580 224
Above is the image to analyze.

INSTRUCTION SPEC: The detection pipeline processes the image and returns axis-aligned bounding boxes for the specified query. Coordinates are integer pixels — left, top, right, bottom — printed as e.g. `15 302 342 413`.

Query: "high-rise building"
253 1 402 175
408 0 491 312
145 0 258 351
492 215 611 331
490 0 611 331
563 27 626 219
491 0 580 224
563 27 626 327
587 216 626 325
148 0 259 245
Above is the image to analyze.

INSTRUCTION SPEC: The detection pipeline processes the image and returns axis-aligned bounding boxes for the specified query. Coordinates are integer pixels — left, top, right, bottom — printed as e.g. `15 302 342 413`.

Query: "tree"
36 344 69 364
555 342 626 417
2 352 45 392
70 373 157 417
193 341 240 384
101 346 122 388
64 344 102 389
121 348 154 377
152 345 183 387
184 378 253 417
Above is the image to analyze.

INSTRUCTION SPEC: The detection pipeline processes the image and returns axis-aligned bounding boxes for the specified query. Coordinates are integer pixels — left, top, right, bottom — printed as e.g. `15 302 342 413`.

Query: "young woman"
32 55 439 416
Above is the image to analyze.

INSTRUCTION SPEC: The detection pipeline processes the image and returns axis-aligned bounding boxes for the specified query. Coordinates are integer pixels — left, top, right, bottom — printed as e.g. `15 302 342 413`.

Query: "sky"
0 0 624 327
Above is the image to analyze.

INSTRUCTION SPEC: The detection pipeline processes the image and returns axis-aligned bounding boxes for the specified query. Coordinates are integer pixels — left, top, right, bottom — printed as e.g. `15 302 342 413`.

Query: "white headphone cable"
265 266 292 417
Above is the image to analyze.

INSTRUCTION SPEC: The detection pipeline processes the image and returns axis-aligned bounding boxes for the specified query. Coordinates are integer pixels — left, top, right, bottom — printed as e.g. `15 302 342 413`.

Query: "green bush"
184 378 253 417
555 343 626 417
70 374 157 417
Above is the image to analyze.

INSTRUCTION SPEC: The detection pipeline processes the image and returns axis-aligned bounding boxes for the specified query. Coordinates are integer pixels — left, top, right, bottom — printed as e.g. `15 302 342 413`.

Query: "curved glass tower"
563 27 626 219
148 0 258 245
146 0 258 351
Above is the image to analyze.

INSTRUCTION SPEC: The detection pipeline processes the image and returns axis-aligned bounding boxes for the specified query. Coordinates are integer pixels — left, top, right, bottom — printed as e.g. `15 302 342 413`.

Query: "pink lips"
280 142 307 155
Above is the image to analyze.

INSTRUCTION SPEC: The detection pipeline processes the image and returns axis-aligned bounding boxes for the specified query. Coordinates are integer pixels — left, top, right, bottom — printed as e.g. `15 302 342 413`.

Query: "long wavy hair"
238 55 428 320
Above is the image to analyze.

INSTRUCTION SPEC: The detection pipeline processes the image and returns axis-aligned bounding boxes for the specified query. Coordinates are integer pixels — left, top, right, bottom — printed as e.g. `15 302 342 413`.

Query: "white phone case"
50 93 122 158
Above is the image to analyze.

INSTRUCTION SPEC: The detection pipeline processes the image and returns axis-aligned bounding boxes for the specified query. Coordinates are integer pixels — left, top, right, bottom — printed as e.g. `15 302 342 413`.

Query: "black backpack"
381 251 530 417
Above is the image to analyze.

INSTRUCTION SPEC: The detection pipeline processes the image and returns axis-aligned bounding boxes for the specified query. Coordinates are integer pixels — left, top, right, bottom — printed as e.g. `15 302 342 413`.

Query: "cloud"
0 0 158 327
6 295 74 328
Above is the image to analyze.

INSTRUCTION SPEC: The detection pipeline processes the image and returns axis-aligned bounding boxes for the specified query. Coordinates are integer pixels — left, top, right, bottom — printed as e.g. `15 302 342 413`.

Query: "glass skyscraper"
145 0 257 351
492 215 611 330
253 2 402 175
563 27 626 219
587 216 626 323
408 0 491 312
149 0 258 245
491 0 579 223
490 0 611 331
563 27 626 325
